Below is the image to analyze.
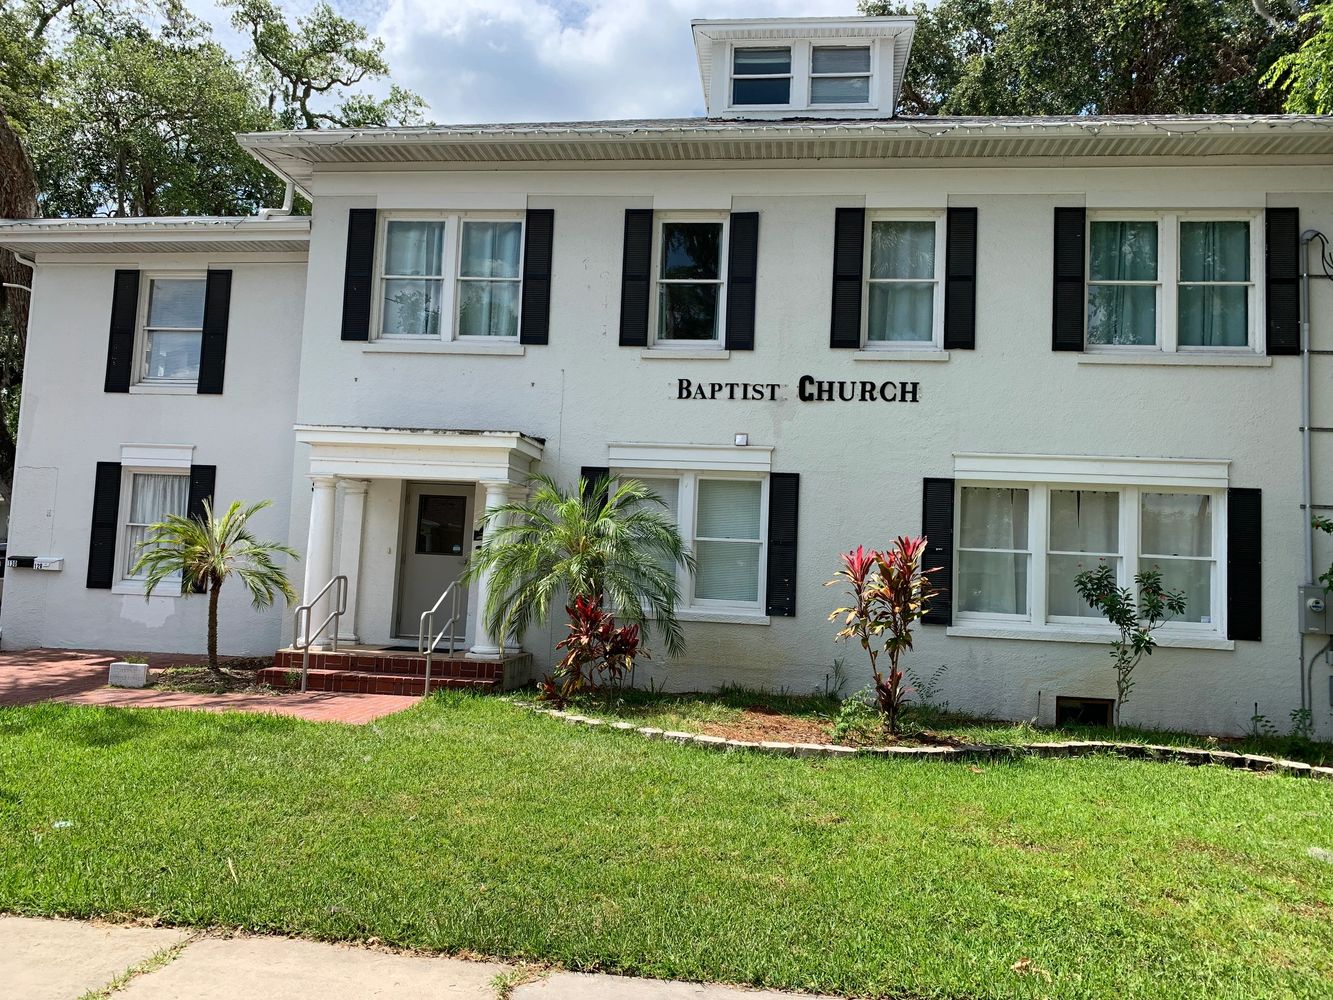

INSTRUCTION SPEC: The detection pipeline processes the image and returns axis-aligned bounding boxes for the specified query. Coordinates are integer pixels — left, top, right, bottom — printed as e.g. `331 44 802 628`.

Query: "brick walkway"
0 649 420 724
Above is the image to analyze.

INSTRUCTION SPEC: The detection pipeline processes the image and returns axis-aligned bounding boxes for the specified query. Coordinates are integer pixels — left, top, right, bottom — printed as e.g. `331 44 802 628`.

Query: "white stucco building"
2 15 1331 736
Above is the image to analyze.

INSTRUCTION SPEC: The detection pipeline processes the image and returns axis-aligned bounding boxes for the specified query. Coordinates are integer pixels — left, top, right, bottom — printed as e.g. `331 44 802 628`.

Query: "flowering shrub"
540 596 646 705
827 536 937 734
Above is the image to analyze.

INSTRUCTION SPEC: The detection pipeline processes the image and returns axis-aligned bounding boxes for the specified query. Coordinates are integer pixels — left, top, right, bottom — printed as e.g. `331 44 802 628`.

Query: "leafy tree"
133 499 298 676
1263 2 1333 111
464 475 694 660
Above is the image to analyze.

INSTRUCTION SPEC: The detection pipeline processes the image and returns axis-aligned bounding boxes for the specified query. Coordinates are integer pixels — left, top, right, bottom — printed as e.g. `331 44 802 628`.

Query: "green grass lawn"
1 695 1331 999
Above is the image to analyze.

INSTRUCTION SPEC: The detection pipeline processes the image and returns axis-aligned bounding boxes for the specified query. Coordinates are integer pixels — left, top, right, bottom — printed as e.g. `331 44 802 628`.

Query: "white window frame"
728 43 794 110
808 43 875 109
113 468 190 594
373 211 525 343
649 213 730 351
953 479 1227 640
136 271 207 387
862 211 946 350
1085 210 1263 355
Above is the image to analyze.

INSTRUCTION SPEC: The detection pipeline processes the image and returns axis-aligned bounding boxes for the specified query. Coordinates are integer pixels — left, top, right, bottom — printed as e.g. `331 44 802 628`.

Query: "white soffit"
954 453 1231 489
609 442 774 473
0 217 311 256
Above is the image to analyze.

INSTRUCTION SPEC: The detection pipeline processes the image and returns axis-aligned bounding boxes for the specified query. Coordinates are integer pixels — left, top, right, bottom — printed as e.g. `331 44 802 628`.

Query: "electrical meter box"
1299 585 1330 634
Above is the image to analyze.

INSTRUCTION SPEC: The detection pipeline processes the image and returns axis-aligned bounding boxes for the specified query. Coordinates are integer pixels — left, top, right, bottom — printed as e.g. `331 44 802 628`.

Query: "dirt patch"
696 708 834 745
150 658 283 696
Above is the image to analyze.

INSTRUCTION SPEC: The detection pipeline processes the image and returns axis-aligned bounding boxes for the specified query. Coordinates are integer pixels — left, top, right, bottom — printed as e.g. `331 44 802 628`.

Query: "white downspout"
2 252 35 293
258 181 295 220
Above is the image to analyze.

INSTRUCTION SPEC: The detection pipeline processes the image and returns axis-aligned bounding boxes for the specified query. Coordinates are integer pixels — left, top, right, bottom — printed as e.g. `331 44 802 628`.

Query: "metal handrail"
418 580 461 696
292 575 348 693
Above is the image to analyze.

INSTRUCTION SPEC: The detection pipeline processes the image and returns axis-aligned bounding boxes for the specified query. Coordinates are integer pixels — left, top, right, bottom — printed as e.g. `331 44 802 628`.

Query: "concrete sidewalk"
0 916 839 1000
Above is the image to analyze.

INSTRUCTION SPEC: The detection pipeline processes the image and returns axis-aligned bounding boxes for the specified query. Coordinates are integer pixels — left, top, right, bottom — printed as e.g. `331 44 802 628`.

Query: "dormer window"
810 46 871 105
731 47 792 106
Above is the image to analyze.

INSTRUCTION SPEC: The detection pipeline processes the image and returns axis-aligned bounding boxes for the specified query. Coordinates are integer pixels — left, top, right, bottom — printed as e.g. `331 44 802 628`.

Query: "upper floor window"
377 213 524 341
864 214 944 348
731 46 791 106
810 45 871 104
653 218 728 347
1086 212 1260 353
139 276 205 384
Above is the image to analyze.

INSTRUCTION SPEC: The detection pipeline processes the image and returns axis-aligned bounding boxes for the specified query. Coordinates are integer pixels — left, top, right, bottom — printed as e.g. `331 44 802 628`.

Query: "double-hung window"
653 218 728 347
139 276 206 384
1086 212 1261 353
119 471 188 583
377 214 524 342
865 215 944 347
810 45 871 105
731 46 792 106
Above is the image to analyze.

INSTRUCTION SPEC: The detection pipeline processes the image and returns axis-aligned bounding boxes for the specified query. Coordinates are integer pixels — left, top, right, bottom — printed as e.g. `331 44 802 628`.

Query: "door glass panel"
415 495 467 555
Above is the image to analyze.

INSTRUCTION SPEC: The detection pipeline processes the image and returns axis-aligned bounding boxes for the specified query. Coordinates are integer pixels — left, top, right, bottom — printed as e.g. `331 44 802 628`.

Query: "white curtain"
958 487 1029 615
1047 490 1119 618
458 221 522 337
1141 493 1213 623
694 479 761 603
124 474 188 578
868 221 935 342
383 221 445 337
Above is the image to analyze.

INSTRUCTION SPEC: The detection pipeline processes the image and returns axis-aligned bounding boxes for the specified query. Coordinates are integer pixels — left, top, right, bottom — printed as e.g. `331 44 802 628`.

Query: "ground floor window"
120 471 188 581
956 481 1221 632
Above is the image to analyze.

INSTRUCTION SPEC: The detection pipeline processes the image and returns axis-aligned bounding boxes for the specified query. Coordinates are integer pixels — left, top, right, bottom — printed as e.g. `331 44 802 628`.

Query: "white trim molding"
119 443 195 471
608 441 773 474
294 424 544 483
953 453 1230 490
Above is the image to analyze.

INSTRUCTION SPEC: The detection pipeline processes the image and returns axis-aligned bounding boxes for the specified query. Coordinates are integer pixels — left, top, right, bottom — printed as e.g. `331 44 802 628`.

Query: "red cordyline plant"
541 596 647 706
827 536 938 734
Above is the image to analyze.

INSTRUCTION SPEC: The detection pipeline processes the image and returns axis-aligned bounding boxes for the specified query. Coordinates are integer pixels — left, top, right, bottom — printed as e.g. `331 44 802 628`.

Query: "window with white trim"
731 46 792 106
810 45 871 105
956 482 1222 633
376 213 524 341
652 217 728 347
119 471 188 582
1086 212 1261 353
864 214 945 347
138 276 205 384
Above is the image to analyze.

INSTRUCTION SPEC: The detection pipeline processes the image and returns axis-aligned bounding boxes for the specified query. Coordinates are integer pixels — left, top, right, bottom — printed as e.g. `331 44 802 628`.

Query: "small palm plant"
133 499 299 677
464 474 694 659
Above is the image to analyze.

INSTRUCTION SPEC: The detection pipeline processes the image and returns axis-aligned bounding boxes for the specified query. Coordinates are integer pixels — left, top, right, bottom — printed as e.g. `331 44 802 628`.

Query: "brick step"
258 666 500 696
272 649 502 680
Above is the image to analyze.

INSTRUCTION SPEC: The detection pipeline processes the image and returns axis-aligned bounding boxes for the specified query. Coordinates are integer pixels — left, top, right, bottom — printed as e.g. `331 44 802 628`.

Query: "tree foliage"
1263 2 1333 111
862 0 1315 115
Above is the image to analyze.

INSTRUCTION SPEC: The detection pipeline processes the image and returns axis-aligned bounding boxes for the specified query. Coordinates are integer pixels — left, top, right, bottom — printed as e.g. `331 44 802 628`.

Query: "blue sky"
188 0 868 123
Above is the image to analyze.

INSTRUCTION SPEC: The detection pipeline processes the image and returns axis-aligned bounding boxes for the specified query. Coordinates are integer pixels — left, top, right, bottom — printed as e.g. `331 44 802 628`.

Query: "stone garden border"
522 704 1333 780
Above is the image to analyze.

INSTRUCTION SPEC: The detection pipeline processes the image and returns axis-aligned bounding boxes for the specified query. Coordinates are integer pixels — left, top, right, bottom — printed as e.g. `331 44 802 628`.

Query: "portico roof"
294 425 545 484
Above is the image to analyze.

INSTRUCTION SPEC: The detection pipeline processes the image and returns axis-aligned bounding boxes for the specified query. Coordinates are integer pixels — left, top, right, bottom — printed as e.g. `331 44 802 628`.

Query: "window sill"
946 622 1234 651
852 349 950 363
674 608 770 626
363 341 525 357
1077 352 1271 368
111 582 183 599
640 349 731 361
129 383 198 395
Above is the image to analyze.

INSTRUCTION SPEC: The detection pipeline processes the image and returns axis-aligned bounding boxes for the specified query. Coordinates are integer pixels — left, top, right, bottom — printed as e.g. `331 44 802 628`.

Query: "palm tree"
465 475 695 658
133 499 299 676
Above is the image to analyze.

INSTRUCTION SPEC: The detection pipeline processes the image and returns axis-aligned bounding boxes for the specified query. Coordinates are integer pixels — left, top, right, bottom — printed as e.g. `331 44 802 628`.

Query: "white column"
301 474 338 649
468 480 512 658
336 479 370 643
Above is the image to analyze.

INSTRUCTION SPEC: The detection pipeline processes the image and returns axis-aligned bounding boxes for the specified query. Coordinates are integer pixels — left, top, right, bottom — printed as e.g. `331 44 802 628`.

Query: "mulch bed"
149 658 284 696
692 704 959 748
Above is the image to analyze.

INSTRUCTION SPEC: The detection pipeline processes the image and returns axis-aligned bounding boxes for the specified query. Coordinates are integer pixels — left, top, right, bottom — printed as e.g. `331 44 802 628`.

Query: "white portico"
293 425 544 657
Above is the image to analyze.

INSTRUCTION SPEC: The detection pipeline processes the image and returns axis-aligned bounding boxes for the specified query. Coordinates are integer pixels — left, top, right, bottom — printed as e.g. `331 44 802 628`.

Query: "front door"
396 484 472 642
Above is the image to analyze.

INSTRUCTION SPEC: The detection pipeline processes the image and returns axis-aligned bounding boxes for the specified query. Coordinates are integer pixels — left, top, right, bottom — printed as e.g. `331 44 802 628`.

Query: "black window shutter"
619 209 653 347
520 208 554 345
1052 207 1086 352
943 207 977 350
766 473 799 617
725 211 759 351
87 462 122 589
1265 208 1300 356
581 466 610 506
340 208 377 341
921 478 955 625
830 207 865 349
104 270 140 393
197 270 232 394
1227 487 1262 641
186 465 218 593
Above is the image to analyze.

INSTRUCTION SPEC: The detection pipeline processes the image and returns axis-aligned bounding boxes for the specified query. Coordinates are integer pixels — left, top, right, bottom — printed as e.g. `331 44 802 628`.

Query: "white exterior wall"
1 254 305 655
288 162 1333 738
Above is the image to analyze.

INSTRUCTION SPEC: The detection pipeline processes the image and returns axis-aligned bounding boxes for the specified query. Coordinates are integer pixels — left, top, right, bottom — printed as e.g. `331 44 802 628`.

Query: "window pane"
812 46 870 74
733 47 790 75
1049 490 1119 553
415 495 467 555
658 284 719 341
125 474 188 577
147 279 205 328
870 221 935 279
634 477 681 580
382 279 442 337
1178 285 1248 347
457 281 519 338
1048 554 1120 618
1089 221 1158 281
1087 284 1156 346
385 221 445 277
959 487 1029 550
460 221 522 279
1146 558 1213 624
1180 221 1249 282
958 551 1028 615
697 480 761 540
732 77 790 105
695 540 761 602
1141 493 1212 557
661 223 722 280
144 331 201 381
811 76 871 104
867 282 934 342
